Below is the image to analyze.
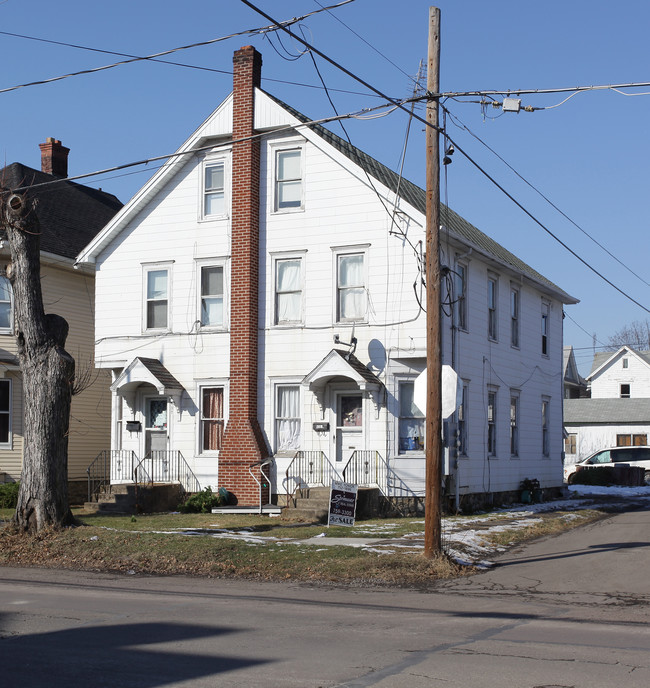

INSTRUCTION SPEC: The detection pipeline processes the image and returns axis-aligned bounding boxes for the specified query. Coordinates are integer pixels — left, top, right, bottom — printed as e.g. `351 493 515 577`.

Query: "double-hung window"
275 385 301 452
457 382 468 456
275 148 303 211
510 392 519 457
542 398 550 456
510 286 519 348
275 257 303 325
203 160 226 217
398 381 425 453
200 265 224 327
487 388 497 456
488 276 498 341
541 301 550 355
456 263 467 331
337 252 366 322
565 433 577 455
200 387 224 453
0 379 10 446
0 276 12 333
144 265 171 331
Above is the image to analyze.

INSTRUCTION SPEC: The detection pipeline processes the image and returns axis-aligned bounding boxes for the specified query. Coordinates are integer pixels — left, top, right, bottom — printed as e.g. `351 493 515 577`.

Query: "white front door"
145 398 168 455
334 392 363 464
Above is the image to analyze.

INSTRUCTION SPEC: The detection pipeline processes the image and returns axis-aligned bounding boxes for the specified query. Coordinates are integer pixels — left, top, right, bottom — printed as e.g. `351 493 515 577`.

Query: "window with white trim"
275 384 301 452
620 383 631 398
510 286 519 348
565 433 577 455
488 275 498 341
274 148 303 211
398 381 424 454
200 265 224 328
541 301 550 355
337 252 366 322
143 265 171 331
510 392 519 457
200 386 224 453
275 257 303 325
0 276 12 333
542 397 550 456
0 379 11 446
203 160 226 217
623 358 629 369
487 388 497 457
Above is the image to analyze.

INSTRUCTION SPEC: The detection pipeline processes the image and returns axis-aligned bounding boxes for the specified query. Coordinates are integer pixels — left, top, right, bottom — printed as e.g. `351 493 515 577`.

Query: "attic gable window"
623 358 629 369
203 160 226 217
620 383 631 398
274 148 303 211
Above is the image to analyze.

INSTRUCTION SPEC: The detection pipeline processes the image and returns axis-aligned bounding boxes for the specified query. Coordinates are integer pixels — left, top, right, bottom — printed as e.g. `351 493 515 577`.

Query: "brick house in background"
76 47 576 510
0 140 122 500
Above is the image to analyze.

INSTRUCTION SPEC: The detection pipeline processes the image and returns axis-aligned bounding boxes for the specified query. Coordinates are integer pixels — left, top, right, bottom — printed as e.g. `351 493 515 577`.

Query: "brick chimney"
219 46 269 506
39 137 69 177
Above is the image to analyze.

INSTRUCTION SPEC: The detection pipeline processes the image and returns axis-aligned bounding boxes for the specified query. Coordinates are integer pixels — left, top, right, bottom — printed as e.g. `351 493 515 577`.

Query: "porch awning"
111 357 185 408
302 349 383 393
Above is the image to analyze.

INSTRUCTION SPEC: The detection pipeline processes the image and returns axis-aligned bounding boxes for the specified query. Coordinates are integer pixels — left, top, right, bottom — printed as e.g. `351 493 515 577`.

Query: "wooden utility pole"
424 6 442 557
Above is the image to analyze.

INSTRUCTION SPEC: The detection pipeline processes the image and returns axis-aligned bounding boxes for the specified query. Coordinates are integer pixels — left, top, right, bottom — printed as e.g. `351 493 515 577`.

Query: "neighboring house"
563 345 587 399
563 346 650 467
0 139 123 499
76 47 577 510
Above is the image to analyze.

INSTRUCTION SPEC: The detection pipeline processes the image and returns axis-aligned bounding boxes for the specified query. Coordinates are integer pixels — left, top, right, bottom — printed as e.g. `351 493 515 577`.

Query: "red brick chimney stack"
219 46 269 506
39 137 69 177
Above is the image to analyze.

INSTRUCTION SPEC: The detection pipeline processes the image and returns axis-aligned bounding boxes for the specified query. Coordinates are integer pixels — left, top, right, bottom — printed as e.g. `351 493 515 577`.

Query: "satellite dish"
413 365 461 420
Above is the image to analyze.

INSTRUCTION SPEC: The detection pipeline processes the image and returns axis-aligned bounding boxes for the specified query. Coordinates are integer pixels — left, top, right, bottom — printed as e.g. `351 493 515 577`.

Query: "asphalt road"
1 506 649 687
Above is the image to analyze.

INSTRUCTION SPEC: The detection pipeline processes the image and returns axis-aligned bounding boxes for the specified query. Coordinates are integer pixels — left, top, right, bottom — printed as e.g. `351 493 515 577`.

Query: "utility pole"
424 6 442 557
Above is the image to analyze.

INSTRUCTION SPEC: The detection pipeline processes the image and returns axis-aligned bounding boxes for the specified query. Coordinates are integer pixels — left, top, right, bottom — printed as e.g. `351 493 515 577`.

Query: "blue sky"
2 0 649 375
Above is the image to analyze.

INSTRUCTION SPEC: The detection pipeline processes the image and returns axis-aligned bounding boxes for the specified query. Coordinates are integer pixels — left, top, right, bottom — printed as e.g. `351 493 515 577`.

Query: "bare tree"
605 319 650 351
1 190 75 532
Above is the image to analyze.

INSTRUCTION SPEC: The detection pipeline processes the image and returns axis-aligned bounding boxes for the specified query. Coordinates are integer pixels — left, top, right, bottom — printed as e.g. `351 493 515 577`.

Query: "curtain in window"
277 386 300 450
339 255 364 319
276 259 301 322
202 388 224 451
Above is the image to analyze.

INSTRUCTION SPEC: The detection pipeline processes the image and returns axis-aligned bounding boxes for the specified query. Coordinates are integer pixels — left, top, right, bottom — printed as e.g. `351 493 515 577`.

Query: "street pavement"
1 504 649 687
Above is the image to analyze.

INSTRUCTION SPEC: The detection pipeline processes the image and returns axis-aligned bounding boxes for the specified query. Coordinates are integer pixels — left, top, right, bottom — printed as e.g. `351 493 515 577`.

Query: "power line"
440 81 650 99
0 1 359 96
443 105 650 289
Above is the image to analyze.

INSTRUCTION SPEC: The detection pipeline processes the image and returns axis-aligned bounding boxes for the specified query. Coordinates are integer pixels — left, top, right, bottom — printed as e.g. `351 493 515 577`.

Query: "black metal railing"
133 450 201 494
86 450 137 502
284 450 342 506
342 450 386 493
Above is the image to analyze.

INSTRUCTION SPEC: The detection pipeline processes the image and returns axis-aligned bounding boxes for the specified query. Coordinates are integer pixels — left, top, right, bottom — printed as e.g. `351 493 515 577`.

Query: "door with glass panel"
334 392 363 464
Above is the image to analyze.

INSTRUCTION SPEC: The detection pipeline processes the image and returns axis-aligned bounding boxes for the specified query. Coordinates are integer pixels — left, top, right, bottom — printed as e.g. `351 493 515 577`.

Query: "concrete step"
284 506 329 523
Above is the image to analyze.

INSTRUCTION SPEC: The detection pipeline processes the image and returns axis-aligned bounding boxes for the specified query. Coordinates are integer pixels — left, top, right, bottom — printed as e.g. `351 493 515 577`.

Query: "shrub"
0 481 19 509
178 487 228 513
570 466 616 486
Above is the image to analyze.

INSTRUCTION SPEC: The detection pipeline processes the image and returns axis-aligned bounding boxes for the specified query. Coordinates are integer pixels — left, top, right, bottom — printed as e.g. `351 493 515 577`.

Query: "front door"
145 398 168 454
334 392 363 465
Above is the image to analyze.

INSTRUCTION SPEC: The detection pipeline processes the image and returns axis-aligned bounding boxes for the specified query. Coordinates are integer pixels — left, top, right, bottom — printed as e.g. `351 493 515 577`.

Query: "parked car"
564 446 650 485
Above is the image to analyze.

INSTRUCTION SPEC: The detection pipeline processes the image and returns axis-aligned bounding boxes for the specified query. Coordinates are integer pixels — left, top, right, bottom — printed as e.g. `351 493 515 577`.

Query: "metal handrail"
284 450 342 506
86 450 137 502
133 450 201 495
248 458 274 514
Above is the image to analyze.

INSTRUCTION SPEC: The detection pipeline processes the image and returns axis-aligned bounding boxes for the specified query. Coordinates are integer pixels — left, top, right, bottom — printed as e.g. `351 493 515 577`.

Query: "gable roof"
1 162 122 260
564 398 650 424
587 346 650 380
75 84 575 304
563 346 586 386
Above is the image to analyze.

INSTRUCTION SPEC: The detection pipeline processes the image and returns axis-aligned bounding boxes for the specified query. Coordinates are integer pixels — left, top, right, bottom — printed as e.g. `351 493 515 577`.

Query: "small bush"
570 466 616 486
0 481 19 509
179 487 228 513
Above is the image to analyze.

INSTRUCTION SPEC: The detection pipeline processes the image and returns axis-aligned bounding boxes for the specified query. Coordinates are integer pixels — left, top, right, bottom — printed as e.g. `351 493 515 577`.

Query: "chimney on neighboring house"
219 46 269 506
39 137 69 177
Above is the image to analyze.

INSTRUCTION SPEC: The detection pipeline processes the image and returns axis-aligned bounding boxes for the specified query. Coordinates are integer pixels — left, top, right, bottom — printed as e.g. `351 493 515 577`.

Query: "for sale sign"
328 480 358 526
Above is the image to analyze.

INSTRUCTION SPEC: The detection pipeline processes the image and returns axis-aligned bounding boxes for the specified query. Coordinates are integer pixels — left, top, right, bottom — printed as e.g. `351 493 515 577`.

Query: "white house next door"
334 392 363 464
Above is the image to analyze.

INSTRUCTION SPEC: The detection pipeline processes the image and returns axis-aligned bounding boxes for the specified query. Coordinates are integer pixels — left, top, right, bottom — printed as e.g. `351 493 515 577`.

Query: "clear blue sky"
2 0 649 375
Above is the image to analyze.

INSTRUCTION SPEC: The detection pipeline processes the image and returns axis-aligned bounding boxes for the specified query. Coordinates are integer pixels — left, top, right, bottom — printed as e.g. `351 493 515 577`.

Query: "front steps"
83 484 137 514
284 486 331 522
84 483 184 514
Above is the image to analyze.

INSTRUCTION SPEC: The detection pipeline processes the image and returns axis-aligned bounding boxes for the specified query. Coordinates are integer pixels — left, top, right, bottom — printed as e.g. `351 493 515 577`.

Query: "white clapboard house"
76 47 576 511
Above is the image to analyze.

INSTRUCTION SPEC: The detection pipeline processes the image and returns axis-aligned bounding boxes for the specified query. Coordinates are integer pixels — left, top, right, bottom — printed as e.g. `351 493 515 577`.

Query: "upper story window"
0 276 13 333
337 252 366 322
456 263 467 331
623 358 629 369
199 265 224 328
487 276 498 341
0 379 11 447
275 256 303 325
274 148 303 211
203 161 226 217
541 301 550 355
510 286 519 348
144 266 171 331
620 383 631 398
398 381 425 454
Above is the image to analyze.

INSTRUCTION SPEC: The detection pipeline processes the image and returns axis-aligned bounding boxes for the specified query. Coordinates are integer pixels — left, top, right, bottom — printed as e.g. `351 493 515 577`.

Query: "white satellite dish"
413 365 461 420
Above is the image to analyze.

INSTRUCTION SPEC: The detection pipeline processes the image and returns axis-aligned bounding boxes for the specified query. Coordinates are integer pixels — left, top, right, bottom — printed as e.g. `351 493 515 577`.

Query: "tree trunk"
1 191 75 532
